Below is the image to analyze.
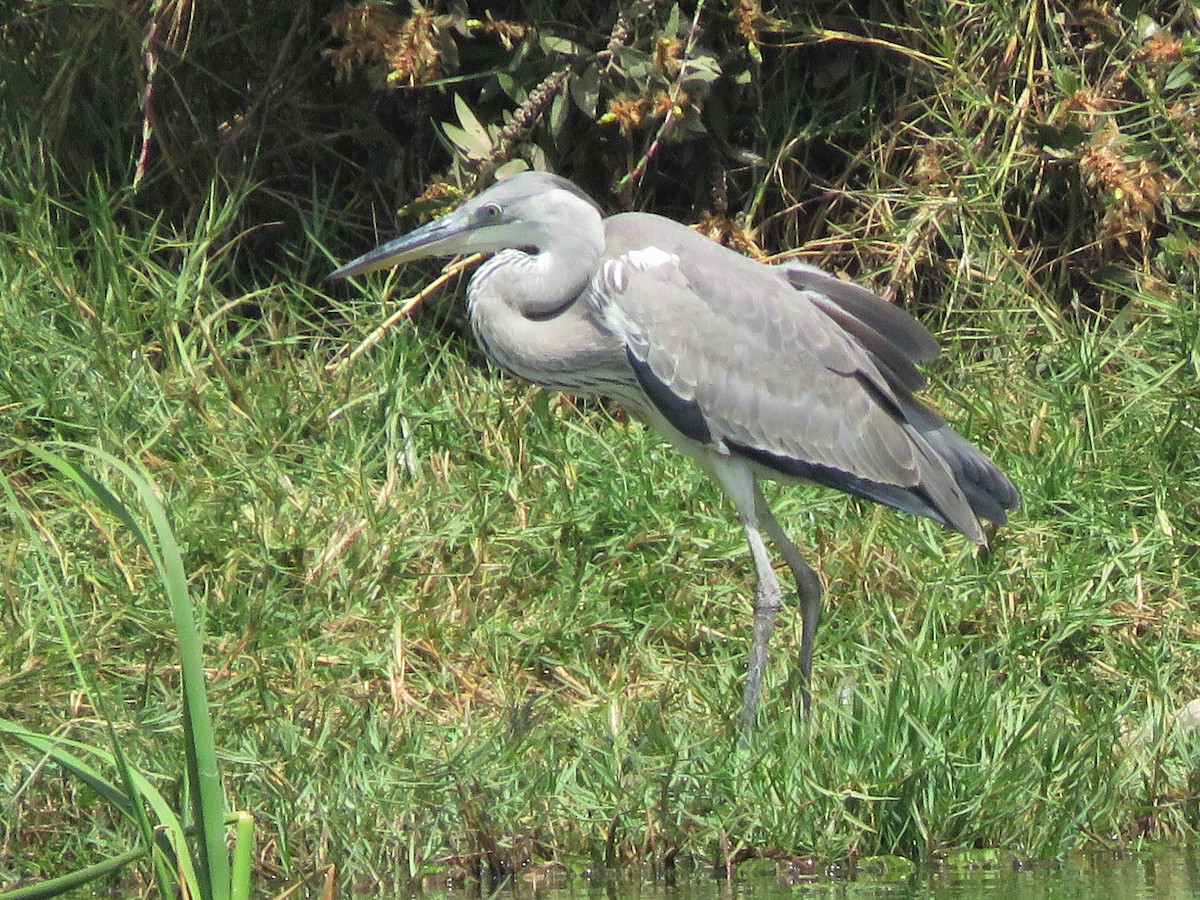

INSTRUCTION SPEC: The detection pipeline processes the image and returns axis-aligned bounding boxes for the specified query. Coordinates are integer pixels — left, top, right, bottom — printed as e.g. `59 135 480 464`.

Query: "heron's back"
592 213 1018 543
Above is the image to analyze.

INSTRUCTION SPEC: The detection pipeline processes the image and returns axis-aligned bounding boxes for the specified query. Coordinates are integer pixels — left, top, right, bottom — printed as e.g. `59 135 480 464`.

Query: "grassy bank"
3 149 1198 894
3 3 1200 896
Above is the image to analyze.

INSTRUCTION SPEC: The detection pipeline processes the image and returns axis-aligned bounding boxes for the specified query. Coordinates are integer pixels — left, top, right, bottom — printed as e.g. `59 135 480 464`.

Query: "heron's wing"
593 214 992 539
775 261 939 393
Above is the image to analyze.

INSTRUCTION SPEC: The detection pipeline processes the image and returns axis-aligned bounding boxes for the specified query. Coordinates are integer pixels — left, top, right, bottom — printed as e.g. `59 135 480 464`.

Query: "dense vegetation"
2 1 1199 896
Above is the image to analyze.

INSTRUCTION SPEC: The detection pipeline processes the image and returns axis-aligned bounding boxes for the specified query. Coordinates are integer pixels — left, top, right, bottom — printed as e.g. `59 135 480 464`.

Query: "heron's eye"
480 203 502 220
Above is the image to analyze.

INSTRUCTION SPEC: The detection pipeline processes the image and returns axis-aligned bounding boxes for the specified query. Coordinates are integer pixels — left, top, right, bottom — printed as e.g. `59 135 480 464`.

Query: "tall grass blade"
1 452 178 896
18 442 230 900
0 847 146 900
0 719 202 891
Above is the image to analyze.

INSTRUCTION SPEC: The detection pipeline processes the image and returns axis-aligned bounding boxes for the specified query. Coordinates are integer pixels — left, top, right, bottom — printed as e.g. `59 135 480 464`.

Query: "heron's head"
329 171 605 280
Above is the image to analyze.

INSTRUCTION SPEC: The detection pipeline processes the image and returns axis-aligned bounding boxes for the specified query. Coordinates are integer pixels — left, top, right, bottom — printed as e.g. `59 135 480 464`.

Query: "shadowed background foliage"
6 0 1195 300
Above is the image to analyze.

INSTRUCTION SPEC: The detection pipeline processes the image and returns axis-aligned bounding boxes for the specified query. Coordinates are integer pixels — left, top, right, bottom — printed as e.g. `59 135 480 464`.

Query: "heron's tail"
901 398 1020 533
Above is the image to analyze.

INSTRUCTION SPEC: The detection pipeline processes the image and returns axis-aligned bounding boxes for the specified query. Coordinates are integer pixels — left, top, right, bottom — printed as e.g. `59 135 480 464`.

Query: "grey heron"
331 170 1018 732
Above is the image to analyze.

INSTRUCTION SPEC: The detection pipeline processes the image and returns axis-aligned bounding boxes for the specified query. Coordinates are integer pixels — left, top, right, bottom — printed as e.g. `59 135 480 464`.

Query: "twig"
325 253 482 375
618 0 707 189
601 0 657 68
483 0 659 173
133 9 160 191
485 69 570 169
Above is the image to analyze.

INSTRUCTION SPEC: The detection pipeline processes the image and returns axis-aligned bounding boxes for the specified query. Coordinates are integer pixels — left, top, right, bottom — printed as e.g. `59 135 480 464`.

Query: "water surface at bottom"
500 848 1200 900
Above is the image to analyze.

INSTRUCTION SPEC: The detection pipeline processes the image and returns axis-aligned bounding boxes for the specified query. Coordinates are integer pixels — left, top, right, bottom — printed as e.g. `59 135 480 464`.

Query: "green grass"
4 4 1200 895
3 171 1198 892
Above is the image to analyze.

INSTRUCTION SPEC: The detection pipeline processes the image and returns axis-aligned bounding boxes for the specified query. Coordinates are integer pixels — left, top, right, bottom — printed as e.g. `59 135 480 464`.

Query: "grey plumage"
331 170 1019 732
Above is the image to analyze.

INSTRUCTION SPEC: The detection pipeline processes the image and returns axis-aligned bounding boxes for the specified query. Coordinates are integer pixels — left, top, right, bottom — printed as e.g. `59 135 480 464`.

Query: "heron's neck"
466 229 619 391
477 231 600 319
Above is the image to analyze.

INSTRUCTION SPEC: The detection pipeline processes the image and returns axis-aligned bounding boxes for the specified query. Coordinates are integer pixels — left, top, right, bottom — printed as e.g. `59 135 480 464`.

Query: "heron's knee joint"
798 572 823 602
753 593 782 614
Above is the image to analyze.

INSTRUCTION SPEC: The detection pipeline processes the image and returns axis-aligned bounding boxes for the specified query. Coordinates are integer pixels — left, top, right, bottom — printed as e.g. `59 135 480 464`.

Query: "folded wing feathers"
593 216 1016 539
776 262 941 362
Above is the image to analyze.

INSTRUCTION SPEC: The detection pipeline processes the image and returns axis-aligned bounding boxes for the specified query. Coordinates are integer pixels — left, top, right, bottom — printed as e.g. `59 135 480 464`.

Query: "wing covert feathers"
593 213 1018 541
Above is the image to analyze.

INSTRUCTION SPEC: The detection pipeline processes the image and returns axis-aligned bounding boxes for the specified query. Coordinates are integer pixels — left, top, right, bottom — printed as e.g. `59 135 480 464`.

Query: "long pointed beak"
329 215 466 280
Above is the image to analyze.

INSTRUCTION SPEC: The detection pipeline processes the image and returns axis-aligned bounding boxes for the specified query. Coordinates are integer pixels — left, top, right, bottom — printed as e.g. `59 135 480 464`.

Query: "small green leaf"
681 56 722 86
442 123 481 160
496 72 521 103
1025 119 1089 151
539 34 582 57
1164 61 1195 91
454 94 493 154
615 46 653 81
494 159 529 181
665 3 681 37
569 64 601 119
549 91 569 141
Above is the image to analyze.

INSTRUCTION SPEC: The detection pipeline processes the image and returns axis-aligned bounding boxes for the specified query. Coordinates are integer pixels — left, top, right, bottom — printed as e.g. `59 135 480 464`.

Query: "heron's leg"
739 517 783 735
754 485 824 719
701 456 782 735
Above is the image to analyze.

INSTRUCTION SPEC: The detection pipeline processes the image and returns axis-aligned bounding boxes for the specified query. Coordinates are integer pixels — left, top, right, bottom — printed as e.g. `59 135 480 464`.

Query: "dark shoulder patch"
626 348 712 445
